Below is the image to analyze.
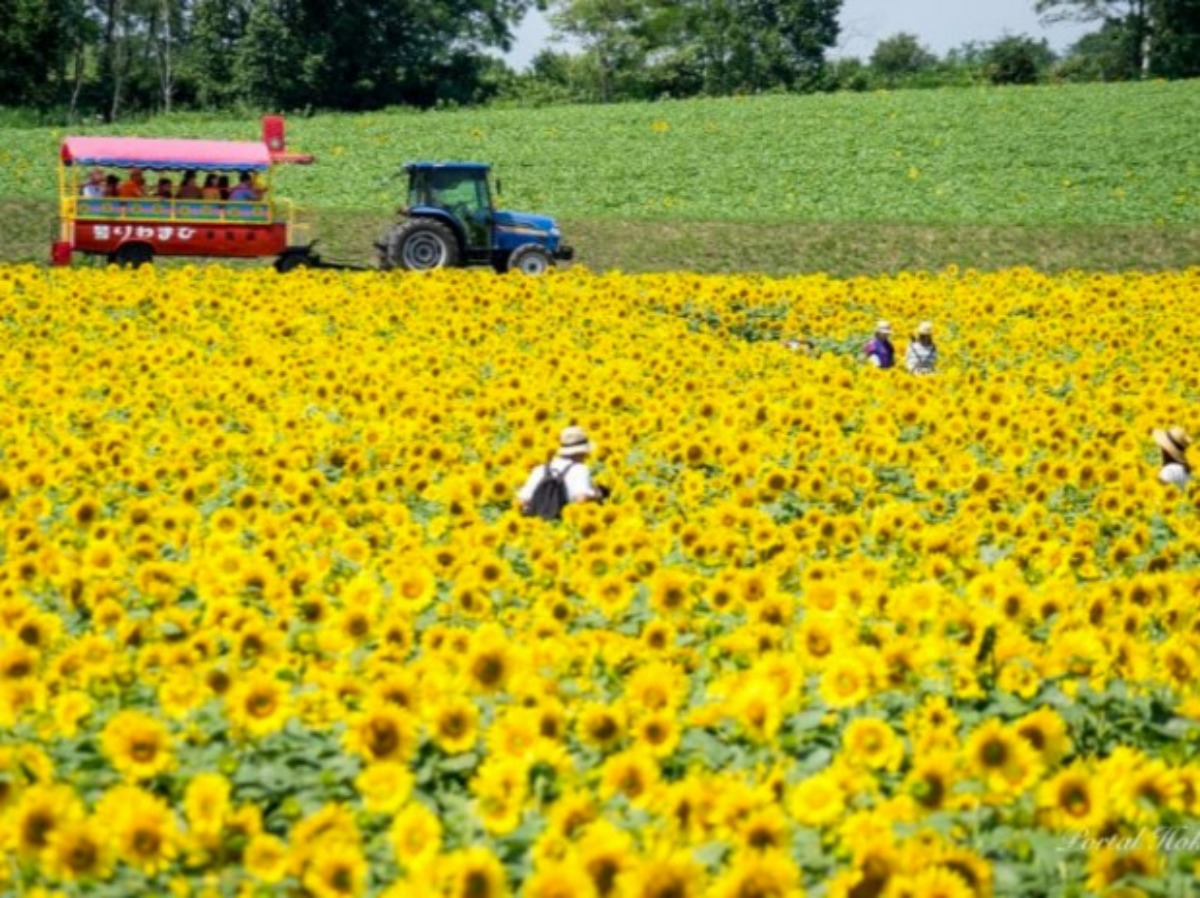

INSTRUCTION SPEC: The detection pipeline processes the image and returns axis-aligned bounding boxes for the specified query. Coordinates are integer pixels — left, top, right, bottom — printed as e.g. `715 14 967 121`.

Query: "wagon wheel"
112 243 155 269
275 251 313 274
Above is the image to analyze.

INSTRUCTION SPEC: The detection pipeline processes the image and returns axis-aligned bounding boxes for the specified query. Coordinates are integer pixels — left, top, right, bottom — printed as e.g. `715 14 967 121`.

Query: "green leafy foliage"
1 80 1197 231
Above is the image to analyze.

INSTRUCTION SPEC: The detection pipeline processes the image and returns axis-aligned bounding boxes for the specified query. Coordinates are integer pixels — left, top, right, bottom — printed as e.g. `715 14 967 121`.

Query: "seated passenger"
217 175 231 200
117 168 147 198
156 177 174 199
228 172 259 201
81 168 105 198
201 174 222 201
176 170 202 200
103 175 120 197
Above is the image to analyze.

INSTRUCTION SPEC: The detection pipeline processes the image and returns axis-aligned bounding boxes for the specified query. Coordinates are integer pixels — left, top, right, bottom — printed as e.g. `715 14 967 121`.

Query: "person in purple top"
228 172 259 201
863 320 896 369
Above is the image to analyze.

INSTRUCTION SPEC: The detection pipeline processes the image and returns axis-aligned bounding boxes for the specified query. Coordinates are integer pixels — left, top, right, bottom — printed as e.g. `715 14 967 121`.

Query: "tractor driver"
411 173 441 208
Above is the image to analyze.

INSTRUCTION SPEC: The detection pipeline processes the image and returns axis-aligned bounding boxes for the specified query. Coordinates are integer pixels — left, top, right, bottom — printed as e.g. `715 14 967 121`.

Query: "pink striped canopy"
61 136 273 171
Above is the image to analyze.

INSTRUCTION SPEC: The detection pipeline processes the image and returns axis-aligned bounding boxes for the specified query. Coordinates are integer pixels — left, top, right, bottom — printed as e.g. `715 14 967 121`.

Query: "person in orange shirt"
201 174 222 200
117 168 147 198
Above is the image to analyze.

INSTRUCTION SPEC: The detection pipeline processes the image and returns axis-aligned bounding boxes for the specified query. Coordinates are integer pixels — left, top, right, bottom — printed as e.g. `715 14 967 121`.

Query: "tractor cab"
407 164 494 254
379 162 573 275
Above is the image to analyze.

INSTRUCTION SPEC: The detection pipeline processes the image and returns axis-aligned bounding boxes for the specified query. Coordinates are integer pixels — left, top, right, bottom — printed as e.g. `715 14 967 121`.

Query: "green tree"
1036 0 1200 77
869 32 938 83
1055 20 1140 78
0 0 74 106
1037 0 1151 74
547 0 665 101
716 0 842 94
1153 0 1200 75
827 57 873 91
984 35 1055 83
188 0 253 108
232 0 298 108
547 0 841 100
87 0 188 119
233 0 535 110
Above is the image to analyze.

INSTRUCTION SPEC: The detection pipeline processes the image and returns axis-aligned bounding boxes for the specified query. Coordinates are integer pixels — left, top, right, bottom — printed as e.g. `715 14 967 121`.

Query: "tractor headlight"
550 227 561 239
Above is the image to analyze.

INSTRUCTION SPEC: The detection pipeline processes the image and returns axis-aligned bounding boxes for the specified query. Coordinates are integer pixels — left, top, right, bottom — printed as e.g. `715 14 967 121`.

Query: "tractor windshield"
409 169 489 216
409 168 491 248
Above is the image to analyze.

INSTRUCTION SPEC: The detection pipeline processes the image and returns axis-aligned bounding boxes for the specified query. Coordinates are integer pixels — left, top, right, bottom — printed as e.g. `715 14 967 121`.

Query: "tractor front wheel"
385 218 460 271
507 244 554 276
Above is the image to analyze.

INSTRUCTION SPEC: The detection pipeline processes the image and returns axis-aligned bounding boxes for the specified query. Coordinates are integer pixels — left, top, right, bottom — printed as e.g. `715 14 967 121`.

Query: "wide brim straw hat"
559 425 593 457
917 321 933 336
876 320 892 335
1153 427 1190 463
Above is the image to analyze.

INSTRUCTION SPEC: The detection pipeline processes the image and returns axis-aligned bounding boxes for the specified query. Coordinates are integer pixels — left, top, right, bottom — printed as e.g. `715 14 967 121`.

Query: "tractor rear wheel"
507 244 554 276
111 242 154 269
385 218 460 271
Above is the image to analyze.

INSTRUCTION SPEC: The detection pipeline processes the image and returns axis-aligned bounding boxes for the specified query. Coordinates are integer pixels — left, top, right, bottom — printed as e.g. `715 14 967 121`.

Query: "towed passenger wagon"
53 118 315 270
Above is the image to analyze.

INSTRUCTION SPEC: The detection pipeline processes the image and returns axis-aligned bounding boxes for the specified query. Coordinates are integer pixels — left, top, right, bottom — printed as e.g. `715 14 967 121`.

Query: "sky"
504 0 1095 69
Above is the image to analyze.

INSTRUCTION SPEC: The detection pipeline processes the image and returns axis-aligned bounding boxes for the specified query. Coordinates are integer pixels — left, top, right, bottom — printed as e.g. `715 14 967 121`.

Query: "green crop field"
2 80 1198 272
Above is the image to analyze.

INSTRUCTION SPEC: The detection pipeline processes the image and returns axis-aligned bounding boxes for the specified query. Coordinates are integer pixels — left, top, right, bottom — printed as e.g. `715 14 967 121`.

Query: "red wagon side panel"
71 220 289 259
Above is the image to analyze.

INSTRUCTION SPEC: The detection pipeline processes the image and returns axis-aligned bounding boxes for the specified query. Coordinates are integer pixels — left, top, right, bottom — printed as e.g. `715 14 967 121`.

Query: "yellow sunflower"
244 832 289 884
616 849 705 898
524 859 599 898
44 816 114 883
12 782 85 860
389 800 442 874
428 694 481 755
343 704 419 765
303 841 368 898
438 846 510 898
709 850 803 898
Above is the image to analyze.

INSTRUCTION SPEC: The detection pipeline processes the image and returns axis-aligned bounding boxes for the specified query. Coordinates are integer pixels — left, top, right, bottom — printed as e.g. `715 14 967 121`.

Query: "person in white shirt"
1153 426 1191 489
783 334 816 356
518 425 603 513
80 168 105 199
906 321 938 375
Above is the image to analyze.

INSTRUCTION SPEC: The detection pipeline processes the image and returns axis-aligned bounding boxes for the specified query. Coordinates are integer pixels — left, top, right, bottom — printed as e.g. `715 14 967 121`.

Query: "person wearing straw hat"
1153 427 1191 489
905 321 938 375
783 334 816 356
862 321 896 369
517 425 605 517
81 167 106 199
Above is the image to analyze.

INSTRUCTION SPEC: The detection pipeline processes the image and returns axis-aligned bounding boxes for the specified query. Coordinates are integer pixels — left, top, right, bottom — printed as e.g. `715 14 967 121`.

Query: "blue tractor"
378 162 573 274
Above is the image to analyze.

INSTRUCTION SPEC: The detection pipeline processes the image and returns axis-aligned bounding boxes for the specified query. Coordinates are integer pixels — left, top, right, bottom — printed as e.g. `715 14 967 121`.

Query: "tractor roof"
404 162 491 174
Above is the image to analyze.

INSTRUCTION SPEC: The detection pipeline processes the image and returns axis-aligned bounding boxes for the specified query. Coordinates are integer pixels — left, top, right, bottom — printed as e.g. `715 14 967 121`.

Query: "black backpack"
524 459 574 521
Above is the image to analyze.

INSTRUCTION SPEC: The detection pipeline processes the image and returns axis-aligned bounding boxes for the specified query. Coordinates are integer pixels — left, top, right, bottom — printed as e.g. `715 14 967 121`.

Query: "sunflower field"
2 263 1200 898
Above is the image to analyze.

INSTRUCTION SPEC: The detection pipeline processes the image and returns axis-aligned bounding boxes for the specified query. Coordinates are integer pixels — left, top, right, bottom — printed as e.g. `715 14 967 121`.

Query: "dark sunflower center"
368 721 400 757
248 692 276 717
130 738 158 762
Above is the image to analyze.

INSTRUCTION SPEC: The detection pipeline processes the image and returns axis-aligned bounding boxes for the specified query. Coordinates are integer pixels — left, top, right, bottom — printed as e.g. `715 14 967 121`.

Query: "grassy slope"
3 81 1198 273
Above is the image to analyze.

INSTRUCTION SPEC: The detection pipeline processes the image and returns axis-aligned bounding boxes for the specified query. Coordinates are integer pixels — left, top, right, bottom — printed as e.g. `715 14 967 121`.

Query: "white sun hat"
1153 426 1190 464
559 425 593 457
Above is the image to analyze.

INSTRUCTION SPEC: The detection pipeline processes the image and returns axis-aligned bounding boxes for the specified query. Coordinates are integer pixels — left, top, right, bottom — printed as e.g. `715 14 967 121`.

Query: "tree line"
529 0 1200 103
0 0 1196 120
0 0 534 118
